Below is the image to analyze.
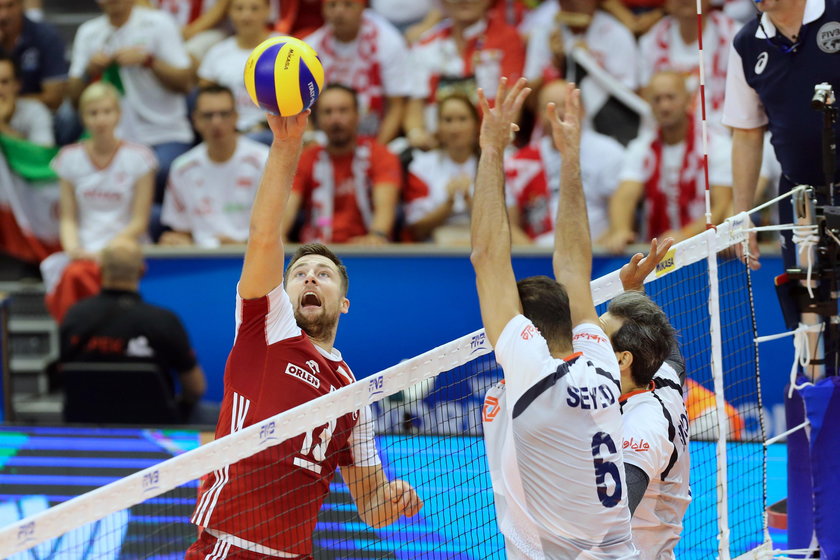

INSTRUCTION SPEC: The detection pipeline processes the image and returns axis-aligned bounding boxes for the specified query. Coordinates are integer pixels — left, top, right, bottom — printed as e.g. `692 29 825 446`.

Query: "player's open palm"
545 82 581 154
620 237 675 292
477 77 531 152
386 479 423 518
267 110 310 143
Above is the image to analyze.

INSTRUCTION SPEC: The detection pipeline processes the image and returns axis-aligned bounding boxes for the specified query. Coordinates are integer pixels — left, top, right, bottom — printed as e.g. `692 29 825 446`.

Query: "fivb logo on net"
470 332 488 354
142 470 161 494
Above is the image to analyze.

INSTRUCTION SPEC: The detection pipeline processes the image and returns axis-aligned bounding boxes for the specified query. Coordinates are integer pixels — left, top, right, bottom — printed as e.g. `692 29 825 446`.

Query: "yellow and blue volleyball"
244 36 324 117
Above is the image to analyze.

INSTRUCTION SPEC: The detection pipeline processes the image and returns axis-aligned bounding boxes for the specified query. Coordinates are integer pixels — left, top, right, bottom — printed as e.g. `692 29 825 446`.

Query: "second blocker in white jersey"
621 360 691 560
483 316 639 559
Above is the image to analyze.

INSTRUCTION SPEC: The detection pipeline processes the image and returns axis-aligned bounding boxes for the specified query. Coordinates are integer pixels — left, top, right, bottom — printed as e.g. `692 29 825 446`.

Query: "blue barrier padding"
801 378 840 560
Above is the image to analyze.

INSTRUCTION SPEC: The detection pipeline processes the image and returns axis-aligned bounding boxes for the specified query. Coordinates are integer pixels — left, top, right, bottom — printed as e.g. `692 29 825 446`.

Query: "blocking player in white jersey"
471 76 638 559
601 239 691 559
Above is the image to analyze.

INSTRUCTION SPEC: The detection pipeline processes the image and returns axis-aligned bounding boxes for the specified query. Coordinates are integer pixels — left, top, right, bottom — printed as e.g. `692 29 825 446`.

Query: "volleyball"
244 36 325 117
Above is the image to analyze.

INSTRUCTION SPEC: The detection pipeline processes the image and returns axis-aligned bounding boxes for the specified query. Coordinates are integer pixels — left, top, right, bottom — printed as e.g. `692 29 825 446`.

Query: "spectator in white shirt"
45 82 156 322
159 85 269 247
524 0 639 143
305 0 411 144
67 0 194 205
403 93 479 244
198 0 275 145
599 71 732 252
0 53 53 145
505 79 625 245
637 0 737 130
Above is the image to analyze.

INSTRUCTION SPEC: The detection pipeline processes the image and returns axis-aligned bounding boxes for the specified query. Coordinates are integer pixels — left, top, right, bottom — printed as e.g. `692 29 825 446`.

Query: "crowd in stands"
0 0 782 283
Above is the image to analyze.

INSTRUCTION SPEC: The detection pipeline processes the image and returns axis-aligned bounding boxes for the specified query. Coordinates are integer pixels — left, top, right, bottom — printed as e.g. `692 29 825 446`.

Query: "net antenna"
694 0 733 554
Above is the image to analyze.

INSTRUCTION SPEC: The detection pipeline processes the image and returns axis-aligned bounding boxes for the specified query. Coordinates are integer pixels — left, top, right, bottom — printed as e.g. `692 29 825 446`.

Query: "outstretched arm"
470 77 532 346
619 237 685 384
239 111 310 299
548 84 596 326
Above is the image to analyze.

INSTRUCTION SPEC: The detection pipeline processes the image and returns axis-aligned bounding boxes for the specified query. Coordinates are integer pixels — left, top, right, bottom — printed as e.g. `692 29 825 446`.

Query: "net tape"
0 215 751 558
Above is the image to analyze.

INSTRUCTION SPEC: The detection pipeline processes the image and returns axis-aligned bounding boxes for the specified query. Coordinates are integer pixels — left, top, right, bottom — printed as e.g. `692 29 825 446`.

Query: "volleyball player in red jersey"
185 110 422 560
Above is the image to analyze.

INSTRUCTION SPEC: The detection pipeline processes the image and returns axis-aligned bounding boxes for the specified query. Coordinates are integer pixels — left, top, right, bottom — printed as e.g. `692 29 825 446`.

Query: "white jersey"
637 12 737 130
198 35 280 132
524 6 638 119
161 137 268 247
484 316 639 559
304 10 411 137
51 141 157 252
69 6 193 146
404 149 476 227
621 362 691 560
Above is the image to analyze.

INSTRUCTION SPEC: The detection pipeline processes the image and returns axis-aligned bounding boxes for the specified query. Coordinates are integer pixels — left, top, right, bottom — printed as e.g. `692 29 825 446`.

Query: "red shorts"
184 531 313 560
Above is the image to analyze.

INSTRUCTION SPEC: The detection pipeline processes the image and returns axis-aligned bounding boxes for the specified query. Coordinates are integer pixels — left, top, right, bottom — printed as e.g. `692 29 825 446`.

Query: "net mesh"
0 226 768 560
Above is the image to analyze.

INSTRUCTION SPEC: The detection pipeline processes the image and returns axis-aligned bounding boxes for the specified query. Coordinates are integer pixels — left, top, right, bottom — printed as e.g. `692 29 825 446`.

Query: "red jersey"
190 284 377 556
292 138 402 243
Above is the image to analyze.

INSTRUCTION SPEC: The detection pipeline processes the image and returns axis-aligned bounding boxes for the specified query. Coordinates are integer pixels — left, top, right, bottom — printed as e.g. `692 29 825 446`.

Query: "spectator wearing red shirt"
403 0 525 150
285 84 401 245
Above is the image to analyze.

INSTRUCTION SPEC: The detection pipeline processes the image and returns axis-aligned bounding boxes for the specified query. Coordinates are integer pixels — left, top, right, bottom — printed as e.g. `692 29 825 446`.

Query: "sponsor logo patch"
623 437 651 451
817 21 840 53
755 51 768 74
655 248 677 278
483 396 501 422
285 362 320 388
521 325 538 340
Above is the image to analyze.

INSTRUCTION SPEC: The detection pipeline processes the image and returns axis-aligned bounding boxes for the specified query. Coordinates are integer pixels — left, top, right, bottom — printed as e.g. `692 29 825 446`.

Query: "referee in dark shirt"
60 237 208 419
722 0 840 269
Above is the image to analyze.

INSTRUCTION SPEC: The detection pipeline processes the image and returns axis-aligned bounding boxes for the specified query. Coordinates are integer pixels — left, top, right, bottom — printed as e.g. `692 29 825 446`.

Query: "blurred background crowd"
0 0 783 280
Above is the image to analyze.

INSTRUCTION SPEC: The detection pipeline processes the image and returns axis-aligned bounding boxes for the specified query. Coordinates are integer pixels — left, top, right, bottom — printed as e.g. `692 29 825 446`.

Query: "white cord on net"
754 322 823 398
792 224 820 298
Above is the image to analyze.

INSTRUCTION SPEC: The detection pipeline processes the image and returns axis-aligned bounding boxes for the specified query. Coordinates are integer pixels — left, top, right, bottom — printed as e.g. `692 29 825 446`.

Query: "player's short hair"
79 82 121 113
194 83 236 107
607 291 676 387
517 276 573 350
285 243 350 296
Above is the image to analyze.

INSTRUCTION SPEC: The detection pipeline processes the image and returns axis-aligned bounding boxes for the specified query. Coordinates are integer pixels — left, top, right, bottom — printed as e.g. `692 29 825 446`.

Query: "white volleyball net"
0 216 769 560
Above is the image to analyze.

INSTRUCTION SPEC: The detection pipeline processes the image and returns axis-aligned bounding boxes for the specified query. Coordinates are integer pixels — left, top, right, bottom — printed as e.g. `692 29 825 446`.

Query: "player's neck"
308 333 337 355
548 344 574 359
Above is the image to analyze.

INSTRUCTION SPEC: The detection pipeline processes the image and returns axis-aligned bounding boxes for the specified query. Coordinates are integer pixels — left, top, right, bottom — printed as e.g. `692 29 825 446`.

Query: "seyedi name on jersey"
566 384 617 409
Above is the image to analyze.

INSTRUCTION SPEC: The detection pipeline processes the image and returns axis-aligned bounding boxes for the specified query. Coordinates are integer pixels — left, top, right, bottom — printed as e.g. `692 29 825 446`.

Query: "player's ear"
340 297 350 314
616 350 633 371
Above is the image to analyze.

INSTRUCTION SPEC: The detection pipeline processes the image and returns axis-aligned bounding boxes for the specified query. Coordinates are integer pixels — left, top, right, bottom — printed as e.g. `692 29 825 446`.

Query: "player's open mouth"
302 291 322 309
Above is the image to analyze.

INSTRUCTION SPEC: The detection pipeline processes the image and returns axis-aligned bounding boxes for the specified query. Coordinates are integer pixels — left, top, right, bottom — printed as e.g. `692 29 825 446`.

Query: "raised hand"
545 82 581 155
266 110 311 143
619 237 675 292
477 77 531 152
